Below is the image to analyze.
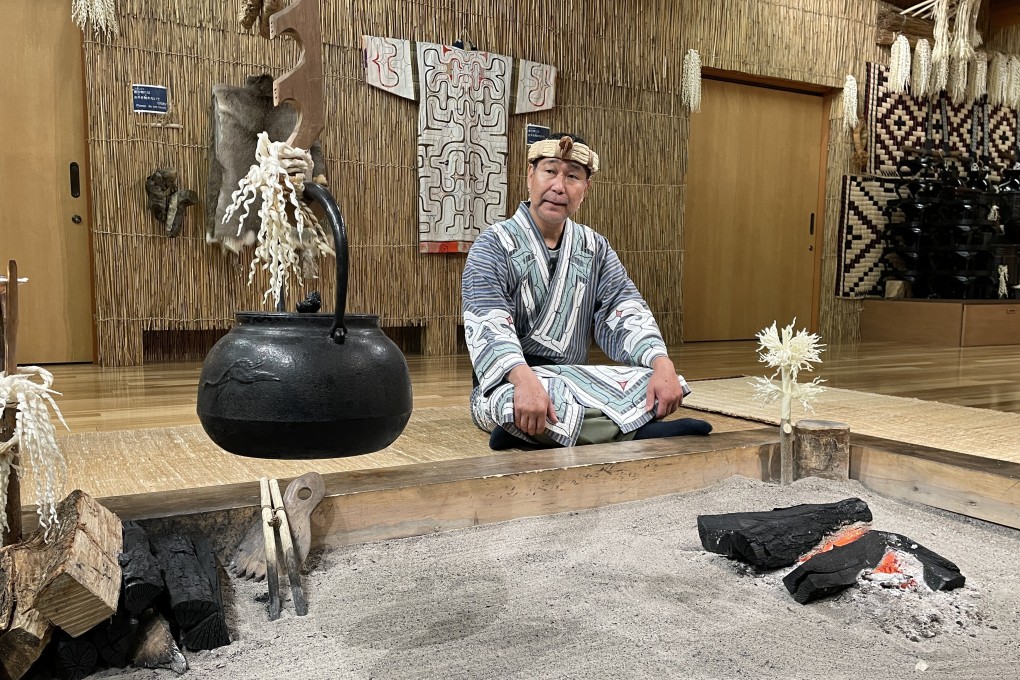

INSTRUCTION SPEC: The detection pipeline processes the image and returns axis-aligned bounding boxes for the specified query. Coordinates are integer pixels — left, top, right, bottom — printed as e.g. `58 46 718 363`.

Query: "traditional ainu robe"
362 35 556 253
463 202 691 446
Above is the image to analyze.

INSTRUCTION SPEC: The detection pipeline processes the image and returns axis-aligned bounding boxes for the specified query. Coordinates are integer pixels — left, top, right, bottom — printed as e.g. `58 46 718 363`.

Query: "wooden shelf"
861 299 1020 347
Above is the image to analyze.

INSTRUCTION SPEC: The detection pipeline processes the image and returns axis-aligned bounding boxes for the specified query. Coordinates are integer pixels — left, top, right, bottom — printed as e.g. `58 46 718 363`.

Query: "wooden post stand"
2 259 22 546
793 419 851 481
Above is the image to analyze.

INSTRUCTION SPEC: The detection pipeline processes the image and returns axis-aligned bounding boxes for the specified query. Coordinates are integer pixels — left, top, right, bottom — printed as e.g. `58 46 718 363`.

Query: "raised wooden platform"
861 299 1020 347
23 427 1019 562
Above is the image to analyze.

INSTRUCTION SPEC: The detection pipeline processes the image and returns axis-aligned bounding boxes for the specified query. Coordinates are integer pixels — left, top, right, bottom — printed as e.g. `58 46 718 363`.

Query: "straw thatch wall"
84 0 883 365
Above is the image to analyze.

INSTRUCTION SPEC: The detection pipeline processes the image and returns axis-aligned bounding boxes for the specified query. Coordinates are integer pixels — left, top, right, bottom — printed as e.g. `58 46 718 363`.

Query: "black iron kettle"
197 183 413 458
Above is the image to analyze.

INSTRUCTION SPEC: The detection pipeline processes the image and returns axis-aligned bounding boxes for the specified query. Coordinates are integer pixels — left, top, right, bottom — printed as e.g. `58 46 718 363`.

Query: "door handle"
69 162 81 198
809 212 815 236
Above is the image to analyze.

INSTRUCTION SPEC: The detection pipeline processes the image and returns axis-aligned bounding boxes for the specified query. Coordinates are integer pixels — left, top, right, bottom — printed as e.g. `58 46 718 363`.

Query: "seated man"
462 133 710 449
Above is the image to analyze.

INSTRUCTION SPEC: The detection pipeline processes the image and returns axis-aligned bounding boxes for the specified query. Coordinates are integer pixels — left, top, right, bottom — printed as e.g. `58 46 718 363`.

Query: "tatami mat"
27 405 755 502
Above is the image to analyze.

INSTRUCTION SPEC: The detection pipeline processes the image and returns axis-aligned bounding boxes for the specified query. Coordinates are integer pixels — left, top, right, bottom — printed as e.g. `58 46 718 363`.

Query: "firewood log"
698 498 873 569
131 610 187 675
119 521 163 617
31 490 123 637
0 548 13 632
151 533 218 630
54 630 98 680
88 607 137 668
180 533 229 651
0 545 54 680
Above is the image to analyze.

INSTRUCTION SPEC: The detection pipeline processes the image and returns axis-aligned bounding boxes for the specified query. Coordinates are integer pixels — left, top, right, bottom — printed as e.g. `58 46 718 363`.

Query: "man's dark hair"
530 132 592 177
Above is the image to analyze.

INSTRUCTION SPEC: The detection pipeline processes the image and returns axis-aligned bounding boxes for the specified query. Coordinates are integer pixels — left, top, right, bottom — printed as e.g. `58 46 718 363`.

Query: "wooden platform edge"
849 433 1020 530
19 429 780 553
19 428 1019 557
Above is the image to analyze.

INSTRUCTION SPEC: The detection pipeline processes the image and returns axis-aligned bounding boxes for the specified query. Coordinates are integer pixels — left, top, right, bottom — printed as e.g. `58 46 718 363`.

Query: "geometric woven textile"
836 174 897 298
865 62 1018 177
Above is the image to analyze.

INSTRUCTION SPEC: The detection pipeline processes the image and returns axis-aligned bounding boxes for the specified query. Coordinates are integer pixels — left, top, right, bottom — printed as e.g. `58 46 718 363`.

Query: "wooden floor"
15 340 1020 538
39 340 1020 433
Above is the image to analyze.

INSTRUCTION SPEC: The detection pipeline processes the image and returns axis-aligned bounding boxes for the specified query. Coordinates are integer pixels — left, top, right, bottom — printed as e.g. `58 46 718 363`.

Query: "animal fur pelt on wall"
206 74 326 253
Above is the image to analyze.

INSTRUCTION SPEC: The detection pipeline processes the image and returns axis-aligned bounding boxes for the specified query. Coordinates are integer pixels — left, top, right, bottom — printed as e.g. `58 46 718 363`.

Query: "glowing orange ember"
872 550 918 588
798 524 871 563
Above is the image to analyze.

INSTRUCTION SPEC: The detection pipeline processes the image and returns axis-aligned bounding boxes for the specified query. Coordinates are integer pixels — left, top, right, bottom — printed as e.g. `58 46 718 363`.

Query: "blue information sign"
525 124 550 146
132 84 169 114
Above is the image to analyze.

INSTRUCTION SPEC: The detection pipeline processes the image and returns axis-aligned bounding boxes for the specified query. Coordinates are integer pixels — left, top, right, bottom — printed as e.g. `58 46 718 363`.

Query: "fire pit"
698 498 966 604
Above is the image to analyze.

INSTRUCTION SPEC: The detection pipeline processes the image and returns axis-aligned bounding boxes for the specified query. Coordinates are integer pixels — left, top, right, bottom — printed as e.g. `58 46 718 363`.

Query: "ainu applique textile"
836 175 898 299
865 62 1018 177
362 36 556 253
462 202 691 446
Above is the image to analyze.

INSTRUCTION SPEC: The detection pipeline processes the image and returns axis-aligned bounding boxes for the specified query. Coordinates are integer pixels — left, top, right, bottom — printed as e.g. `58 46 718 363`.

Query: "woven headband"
527 136 600 175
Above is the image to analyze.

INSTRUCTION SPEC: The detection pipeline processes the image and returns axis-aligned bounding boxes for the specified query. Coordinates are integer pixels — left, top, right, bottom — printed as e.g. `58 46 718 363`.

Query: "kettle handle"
301 182 348 344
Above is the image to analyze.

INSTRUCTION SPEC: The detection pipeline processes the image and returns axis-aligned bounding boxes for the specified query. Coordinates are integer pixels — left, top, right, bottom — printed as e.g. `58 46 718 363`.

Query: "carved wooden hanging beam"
269 0 325 150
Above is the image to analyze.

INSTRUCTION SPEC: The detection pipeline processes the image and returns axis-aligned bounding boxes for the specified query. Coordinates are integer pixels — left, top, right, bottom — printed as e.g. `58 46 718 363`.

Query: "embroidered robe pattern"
362 35 556 253
462 203 691 446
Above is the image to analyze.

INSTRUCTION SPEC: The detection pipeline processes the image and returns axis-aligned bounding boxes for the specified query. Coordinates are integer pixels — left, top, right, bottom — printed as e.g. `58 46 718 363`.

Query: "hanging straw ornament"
931 57 950 97
71 0 119 39
950 0 977 63
912 39 932 97
1008 57 1020 110
967 52 988 102
843 75 859 133
223 133 334 307
0 367 69 541
929 0 951 93
988 53 1008 107
681 49 702 113
948 58 968 104
999 265 1009 299
968 0 983 49
889 34 912 94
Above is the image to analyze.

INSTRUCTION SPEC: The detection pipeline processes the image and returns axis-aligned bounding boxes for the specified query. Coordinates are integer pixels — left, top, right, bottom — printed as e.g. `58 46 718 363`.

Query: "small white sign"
132 84 169 114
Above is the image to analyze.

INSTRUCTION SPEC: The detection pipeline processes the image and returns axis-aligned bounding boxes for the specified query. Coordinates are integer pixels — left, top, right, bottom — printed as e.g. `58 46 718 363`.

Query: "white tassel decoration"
843 75 859 133
951 0 977 63
999 265 1009 299
967 51 988 102
682 49 702 113
889 34 911 94
930 0 951 76
912 39 932 97
1008 56 1020 110
224 133 335 306
989 53 1008 107
72 0 119 39
0 367 69 541
949 58 968 104
969 0 983 49
931 58 949 96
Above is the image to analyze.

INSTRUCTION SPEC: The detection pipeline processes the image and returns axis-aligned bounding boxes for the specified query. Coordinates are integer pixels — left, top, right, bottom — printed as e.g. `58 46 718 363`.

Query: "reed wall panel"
84 0 884 365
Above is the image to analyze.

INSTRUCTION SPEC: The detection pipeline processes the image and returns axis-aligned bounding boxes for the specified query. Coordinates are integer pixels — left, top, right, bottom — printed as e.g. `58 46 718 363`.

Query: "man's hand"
645 356 683 420
508 365 558 436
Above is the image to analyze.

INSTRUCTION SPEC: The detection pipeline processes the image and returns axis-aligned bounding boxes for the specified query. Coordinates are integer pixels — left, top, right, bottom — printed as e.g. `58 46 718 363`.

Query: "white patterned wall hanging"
362 36 556 254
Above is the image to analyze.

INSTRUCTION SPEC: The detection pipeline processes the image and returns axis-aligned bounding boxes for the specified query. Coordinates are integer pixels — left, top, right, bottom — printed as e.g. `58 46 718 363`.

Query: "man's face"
526 158 591 229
